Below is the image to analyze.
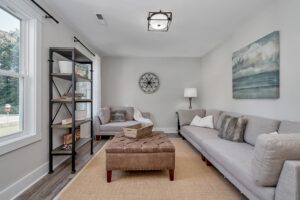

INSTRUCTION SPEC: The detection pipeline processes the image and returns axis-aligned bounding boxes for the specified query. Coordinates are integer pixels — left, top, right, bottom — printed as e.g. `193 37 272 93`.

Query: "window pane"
0 75 21 137
0 8 20 73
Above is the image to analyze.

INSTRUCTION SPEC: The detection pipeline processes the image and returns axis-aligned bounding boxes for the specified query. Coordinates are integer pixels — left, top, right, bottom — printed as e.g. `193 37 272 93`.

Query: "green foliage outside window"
0 29 20 114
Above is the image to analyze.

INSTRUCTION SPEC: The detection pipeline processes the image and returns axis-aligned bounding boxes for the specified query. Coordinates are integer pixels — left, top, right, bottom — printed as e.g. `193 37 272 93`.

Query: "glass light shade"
184 88 197 98
149 13 168 30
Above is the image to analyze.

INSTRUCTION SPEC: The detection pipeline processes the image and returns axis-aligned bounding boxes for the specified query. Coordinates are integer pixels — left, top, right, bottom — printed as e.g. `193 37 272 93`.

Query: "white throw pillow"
190 115 214 129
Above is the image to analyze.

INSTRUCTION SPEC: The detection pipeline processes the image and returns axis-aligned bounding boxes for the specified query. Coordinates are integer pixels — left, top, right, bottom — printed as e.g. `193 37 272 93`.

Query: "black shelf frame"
49 47 93 174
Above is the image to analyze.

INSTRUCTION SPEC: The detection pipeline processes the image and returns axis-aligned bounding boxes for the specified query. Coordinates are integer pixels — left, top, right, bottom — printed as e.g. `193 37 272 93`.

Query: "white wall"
198 0 300 121
2 0 298 197
101 57 201 132
0 1 101 199
93 56 102 115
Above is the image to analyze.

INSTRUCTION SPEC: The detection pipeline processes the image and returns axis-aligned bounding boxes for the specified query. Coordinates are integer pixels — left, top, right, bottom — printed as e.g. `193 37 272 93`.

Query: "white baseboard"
0 158 67 200
153 127 178 134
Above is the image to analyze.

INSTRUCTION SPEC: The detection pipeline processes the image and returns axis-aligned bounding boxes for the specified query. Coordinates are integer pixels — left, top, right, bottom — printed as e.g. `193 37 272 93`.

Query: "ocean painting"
232 31 280 99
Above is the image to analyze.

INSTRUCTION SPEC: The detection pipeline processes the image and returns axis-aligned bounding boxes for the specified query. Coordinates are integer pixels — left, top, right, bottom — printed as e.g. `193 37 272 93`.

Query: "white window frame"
0 8 25 140
0 0 42 155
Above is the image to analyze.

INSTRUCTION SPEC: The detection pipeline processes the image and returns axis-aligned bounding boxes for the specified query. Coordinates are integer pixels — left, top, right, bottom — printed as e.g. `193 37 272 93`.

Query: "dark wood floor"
15 139 108 200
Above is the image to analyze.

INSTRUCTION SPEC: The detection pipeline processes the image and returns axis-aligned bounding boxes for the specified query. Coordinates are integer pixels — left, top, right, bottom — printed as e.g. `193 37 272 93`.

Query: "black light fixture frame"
147 10 172 32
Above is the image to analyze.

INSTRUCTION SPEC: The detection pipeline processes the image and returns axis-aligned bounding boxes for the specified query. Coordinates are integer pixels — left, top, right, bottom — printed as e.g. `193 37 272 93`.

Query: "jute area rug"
55 138 242 200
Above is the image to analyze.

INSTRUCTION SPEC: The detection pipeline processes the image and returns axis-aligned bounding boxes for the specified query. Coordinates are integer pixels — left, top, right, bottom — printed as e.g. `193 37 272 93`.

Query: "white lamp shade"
184 88 197 98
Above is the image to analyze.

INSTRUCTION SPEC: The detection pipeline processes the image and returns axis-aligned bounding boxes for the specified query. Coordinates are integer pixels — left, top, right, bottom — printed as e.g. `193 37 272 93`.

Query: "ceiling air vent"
96 14 103 20
96 13 106 25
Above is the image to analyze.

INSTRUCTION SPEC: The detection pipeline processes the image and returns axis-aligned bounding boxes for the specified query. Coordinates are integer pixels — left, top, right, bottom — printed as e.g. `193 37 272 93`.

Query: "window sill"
0 133 41 156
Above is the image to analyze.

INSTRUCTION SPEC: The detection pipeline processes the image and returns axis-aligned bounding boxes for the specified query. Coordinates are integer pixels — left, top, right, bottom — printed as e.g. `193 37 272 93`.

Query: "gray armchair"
93 106 150 140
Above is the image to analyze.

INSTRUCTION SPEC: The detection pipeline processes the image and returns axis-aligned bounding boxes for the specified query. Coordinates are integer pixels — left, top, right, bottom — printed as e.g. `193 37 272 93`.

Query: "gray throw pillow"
111 110 126 122
99 107 111 124
111 107 134 121
218 115 248 142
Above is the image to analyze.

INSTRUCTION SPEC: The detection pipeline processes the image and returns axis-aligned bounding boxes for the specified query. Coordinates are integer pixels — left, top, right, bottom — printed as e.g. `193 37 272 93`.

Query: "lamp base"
189 98 192 109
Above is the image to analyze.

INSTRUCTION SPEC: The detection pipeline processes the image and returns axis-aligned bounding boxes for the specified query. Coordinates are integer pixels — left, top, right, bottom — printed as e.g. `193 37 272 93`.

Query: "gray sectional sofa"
178 109 300 200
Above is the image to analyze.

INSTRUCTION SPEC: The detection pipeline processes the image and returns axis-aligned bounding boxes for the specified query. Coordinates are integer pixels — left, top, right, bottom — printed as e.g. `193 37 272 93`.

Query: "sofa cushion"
218 116 247 142
111 106 134 121
181 126 218 143
278 120 300 134
100 121 140 132
99 107 111 124
252 134 300 187
178 109 206 126
205 109 222 128
201 139 275 200
216 111 242 130
243 115 280 146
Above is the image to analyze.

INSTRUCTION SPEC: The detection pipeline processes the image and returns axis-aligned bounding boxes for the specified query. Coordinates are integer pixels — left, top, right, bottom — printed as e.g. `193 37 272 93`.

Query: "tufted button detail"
106 132 175 153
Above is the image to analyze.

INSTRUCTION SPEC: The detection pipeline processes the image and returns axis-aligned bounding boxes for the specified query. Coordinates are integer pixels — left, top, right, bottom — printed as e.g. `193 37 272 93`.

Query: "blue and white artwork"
232 31 280 99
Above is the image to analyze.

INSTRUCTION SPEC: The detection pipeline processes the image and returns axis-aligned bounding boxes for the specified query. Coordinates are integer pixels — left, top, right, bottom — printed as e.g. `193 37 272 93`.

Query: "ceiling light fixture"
147 10 172 32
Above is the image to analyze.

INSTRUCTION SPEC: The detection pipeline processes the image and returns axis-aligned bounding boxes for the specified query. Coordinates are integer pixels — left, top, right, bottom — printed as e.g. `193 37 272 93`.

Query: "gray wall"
101 57 202 132
198 0 300 121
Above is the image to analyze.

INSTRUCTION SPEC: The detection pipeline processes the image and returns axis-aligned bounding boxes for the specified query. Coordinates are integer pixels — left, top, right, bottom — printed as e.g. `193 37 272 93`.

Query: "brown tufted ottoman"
105 132 175 182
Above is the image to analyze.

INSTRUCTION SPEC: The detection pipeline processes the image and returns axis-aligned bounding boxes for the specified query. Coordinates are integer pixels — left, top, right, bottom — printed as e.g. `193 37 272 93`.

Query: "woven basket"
63 128 80 145
123 124 153 139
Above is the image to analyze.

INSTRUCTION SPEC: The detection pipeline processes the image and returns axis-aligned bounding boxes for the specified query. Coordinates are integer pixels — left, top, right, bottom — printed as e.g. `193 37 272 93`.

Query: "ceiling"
43 0 275 57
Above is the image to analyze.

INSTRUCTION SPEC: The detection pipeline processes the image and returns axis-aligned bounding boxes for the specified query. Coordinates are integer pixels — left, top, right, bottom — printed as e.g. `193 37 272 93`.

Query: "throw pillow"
99 107 111 124
190 115 214 129
111 107 134 121
218 115 248 142
111 110 127 122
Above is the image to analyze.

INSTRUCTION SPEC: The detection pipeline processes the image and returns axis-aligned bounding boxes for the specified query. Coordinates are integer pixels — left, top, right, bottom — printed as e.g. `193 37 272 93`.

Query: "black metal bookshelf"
49 47 93 174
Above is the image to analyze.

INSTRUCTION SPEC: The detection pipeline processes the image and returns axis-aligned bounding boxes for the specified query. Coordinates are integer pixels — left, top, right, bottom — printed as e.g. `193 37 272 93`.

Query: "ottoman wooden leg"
169 169 174 181
206 159 212 166
107 170 112 183
201 154 206 161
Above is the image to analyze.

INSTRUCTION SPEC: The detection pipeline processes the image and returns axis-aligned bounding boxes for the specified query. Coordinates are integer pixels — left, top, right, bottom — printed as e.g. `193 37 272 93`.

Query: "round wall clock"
139 72 160 94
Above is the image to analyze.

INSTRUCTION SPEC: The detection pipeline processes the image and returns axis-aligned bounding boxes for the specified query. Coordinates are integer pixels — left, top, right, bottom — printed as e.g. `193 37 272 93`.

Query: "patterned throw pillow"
111 110 127 122
218 115 248 142
111 107 134 121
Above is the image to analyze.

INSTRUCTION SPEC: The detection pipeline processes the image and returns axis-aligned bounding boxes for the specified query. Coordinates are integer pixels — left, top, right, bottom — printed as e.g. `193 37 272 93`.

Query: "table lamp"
184 88 197 109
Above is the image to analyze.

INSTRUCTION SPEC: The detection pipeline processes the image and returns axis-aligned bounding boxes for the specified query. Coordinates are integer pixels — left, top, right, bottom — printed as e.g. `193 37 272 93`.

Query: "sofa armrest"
252 134 300 187
177 109 206 127
93 115 102 135
141 112 150 119
275 161 300 200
